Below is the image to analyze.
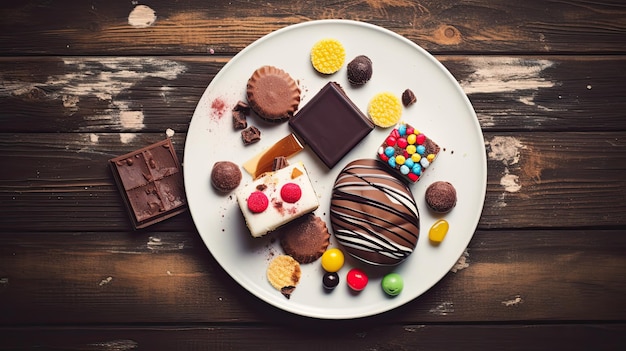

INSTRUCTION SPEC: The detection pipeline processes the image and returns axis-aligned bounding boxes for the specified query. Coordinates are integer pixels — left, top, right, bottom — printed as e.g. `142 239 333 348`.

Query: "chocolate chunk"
272 156 289 171
289 82 374 168
402 88 417 106
241 126 261 145
232 110 247 130
233 100 250 114
109 139 187 229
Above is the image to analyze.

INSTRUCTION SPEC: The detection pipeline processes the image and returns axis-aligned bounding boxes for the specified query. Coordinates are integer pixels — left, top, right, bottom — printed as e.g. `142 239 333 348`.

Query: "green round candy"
381 273 403 296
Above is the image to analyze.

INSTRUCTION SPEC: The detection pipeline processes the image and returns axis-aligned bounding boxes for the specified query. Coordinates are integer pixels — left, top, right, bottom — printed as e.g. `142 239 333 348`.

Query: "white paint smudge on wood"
119 133 136 144
486 136 526 195
429 301 454 316
0 58 186 139
502 295 523 307
128 5 156 28
89 133 99 143
165 128 175 137
98 276 113 286
461 57 555 96
500 173 521 192
450 249 470 273
460 57 557 125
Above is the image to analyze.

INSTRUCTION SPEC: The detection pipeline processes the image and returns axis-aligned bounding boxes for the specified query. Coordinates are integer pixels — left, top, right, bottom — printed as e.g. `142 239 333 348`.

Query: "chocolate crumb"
232 110 247 130
272 156 289 171
402 89 417 106
241 126 261 145
233 100 250 114
281 286 296 299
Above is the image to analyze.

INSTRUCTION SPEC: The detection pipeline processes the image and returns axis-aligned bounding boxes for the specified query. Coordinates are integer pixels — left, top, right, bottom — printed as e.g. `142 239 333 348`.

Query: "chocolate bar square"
289 82 374 168
109 139 187 229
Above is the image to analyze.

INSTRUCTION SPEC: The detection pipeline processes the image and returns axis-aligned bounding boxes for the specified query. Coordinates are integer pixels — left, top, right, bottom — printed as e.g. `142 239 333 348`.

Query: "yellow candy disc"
310 39 345 74
368 92 403 128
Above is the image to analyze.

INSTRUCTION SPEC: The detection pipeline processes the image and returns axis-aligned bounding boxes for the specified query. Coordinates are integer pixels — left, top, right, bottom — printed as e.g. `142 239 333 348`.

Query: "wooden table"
1 1 625 349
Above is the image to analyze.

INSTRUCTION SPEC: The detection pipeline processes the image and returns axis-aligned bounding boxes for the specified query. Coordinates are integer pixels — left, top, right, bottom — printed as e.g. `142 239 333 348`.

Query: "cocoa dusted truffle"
347 55 373 86
211 161 242 193
425 181 457 213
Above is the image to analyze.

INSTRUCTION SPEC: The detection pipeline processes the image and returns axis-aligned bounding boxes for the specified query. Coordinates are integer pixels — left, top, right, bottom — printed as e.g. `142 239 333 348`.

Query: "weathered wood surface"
1 0 625 55
0 132 624 231
1 0 625 349
1 56 625 133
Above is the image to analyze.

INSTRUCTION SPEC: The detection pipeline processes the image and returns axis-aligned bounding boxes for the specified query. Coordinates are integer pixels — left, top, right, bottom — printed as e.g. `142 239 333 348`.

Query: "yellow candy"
321 248 344 273
411 154 421 162
310 39 345 74
368 92 403 128
395 155 406 165
427 154 436 162
407 134 417 145
406 145 417 155
429 219 449 244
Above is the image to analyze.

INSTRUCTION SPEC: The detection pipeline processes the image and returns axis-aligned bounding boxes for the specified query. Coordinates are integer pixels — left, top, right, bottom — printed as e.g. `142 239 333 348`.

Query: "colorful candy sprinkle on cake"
377 122 440 183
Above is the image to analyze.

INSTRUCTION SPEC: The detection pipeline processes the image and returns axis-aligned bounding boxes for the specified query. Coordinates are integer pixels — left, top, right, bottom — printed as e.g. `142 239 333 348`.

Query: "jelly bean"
407 133 417 145
420 157 430 168
381 273 404 296
400 164 410 175
416 133 426 144
388 157 396 168
416 145 426 155
398 124 407 136
390 128 400 139
429 219 449 244
411 153 421 163
412 163 422 175
406 145 416 155
404 158 414 168
247 191 269 213
395 155 406 165
397 138 408 149
379 153 389 162
323 272 340 290
346 268 368 291
321 248 344 272
384 146 395 157
386 136 397 146
280 183 301 203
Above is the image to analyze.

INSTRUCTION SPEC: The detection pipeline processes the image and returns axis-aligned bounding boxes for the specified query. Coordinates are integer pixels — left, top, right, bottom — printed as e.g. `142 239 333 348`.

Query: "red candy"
416 133 426 144
386 136 397 146
247 191 269 213
397 138 408 148
346 268 368 291
280 183 302 203
408 173 419 182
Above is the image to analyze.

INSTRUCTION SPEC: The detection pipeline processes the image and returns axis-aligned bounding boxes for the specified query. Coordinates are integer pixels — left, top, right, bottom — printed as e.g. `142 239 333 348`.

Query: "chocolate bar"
289 82 374 168
109 139 187 229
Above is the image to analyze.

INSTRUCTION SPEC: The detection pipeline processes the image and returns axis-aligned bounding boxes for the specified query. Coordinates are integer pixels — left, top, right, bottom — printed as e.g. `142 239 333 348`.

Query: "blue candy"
388 157 396 168
397 125 406 136
385 146 395 157
412 164 422 175
416 145 426 155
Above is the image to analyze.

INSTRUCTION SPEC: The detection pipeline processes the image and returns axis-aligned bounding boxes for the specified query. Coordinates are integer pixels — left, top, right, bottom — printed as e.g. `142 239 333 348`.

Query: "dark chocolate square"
289 82 374 168
109 139 187 229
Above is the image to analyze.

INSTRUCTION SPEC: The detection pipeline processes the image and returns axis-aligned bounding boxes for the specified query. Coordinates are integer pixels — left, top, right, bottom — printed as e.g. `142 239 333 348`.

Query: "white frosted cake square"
236 162 319 237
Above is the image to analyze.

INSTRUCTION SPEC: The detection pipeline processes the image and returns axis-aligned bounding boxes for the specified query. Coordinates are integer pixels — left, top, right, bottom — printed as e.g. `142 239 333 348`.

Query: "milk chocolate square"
289 82 374 168
109 139 187 229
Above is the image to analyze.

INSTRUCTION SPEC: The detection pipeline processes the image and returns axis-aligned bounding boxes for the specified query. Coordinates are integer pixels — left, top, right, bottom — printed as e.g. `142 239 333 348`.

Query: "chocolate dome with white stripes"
330 159 419 266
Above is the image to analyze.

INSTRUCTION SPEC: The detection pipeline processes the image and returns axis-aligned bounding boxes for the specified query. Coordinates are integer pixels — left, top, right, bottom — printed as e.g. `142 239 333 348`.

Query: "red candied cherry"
280 183 301 203
247 191 269 213
346 268 368 291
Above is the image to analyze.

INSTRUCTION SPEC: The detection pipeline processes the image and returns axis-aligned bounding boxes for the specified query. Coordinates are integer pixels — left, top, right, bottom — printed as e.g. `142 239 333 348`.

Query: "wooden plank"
0 230 624 324
0 132 624 231
1 55 624 133
1 324 624 351
1 1 625 55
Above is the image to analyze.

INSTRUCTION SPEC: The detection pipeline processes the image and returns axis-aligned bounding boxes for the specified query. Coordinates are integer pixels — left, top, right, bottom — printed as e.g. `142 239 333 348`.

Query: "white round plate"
184 20 486 319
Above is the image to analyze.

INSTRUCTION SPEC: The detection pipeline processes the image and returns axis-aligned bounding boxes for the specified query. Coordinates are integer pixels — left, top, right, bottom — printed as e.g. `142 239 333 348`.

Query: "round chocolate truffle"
278 214 330 264
347 55 373 86
246 65 300 122
330 159 419 266
210 161 242 193
425 181 457 213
